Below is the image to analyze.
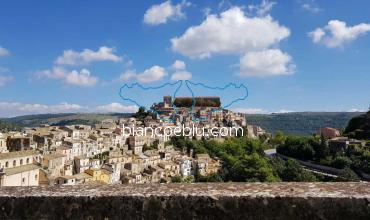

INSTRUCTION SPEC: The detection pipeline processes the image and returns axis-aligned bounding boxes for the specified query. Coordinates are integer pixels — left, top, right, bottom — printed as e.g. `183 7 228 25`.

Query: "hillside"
1 112 365 136
344 110 370 139
1 113 133 128
0 120 22 132
246 112 364 136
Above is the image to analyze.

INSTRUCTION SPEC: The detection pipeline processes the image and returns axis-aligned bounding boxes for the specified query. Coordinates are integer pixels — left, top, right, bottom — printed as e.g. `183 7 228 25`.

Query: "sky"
0 0 369 117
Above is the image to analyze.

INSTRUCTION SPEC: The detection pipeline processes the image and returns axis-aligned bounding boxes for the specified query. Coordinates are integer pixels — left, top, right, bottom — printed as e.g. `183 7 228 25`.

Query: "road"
263 148 339 178
264 148 276 157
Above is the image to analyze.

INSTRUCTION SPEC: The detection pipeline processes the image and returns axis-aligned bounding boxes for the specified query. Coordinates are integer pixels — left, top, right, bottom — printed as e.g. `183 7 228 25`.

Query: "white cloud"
171 70 192 80
37 67 98 87
171 60 186 70
171 7 290 58
309 28 325 43
239 49 295 76
0 75 13 86
233 108 267 114
347 108 366 112
301 2 322 14
274 109 294 113
0 46 10 57
65 69 98 87
37 66 67 79
96 103 138 113
120 65 167 83
248 0 276 16
169 60 192 80
170 6 293 77
143 0 190 25
55 46 122 65
0 102 84 117
309 20 370 48
0 102 138 117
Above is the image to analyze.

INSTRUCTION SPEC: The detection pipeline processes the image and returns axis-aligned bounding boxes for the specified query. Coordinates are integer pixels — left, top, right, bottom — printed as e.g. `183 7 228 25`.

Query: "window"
22 178 25 183
5 162 8 168
13 160 16 166
26 158 30 164
20 159 23 165
35 174 38 180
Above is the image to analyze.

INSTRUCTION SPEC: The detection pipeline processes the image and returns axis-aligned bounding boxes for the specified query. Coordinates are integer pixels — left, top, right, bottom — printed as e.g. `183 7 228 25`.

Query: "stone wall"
0 182 369 219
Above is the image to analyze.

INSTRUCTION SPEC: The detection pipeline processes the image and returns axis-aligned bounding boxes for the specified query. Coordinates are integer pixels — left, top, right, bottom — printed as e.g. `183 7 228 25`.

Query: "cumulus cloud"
169 60 192 80
233 108 267 114
37 66 67 79
143 0 190 25
95 103 138 113
55 46 122 65
171 7 290 58
37 67 98 87
309 20 370 48
120 65 167 83
171 70 192 80
0 46 10 57
171 60 186 70
170 6 293 77
239 49 295 77
0 102 138 117
65 69 98 87
0 75 13 86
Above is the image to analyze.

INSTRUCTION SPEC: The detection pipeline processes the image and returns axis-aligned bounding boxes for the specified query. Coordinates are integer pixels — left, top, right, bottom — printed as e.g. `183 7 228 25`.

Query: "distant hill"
344 110 370 139
245 112 365 136
0 113 133 128
0 120 22 132
1 112 365 136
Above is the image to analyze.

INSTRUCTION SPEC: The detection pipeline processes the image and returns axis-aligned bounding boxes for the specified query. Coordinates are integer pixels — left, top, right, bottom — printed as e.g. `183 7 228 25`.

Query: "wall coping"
1 182 370 198
1 183 370 220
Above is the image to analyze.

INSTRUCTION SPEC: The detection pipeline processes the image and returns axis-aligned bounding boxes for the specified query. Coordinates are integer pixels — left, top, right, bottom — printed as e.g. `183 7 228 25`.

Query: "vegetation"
1 113 133 128
168 109 370 182
1 111 364 136
269 157 317 182
338 167 360 182
170 136 319 182
344 110 370 139
246 112 363 135
0 120 21 132
276 133 370 177
133 107 150 122
143 140 159 151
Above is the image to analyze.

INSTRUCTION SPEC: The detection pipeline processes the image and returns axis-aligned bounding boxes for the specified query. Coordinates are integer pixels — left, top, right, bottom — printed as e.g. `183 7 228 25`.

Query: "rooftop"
0 150 39 160
43 153 66 160
2 164 40 175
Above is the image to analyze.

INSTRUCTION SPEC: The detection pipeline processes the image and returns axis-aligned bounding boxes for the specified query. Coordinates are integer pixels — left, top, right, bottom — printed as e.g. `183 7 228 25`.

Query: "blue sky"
0 0 369 117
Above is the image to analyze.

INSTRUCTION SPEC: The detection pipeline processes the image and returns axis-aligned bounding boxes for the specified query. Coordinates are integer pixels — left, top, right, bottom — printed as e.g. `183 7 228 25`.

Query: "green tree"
280 159 317 182
338 168 360 182
331 156 352 169
171 175 182 183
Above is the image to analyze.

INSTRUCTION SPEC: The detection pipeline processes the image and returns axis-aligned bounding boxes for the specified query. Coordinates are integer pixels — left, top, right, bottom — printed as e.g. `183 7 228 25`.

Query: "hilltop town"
0 96 266 186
